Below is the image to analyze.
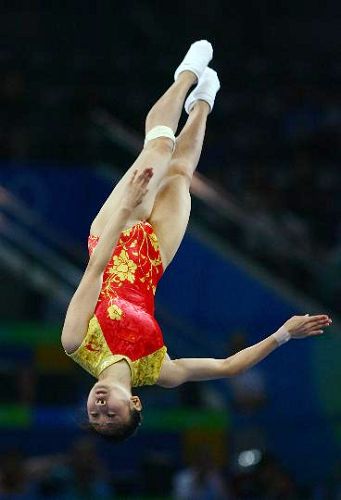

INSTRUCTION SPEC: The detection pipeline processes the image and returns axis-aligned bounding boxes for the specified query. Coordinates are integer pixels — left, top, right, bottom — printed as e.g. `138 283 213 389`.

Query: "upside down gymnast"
61 41 332 441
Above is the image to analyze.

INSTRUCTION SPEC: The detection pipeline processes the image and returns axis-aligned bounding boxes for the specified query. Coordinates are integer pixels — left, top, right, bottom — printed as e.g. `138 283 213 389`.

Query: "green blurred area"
0 405 32 428
1 323 60 345
0 404 229 430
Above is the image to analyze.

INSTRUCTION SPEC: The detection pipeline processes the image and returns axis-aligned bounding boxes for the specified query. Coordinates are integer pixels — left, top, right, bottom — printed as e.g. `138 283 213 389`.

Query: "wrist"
273 326 291 346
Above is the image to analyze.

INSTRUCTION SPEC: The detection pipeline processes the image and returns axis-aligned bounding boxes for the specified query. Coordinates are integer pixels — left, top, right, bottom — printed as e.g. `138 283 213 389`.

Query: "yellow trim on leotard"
66 316 167 387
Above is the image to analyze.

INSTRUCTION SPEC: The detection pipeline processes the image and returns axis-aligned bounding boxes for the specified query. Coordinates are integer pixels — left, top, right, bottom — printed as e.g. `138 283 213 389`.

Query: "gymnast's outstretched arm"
61 169 152 353
157 314 332 388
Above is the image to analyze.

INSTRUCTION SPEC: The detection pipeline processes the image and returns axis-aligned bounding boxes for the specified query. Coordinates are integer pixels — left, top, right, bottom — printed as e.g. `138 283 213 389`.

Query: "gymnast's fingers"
130 169 138 185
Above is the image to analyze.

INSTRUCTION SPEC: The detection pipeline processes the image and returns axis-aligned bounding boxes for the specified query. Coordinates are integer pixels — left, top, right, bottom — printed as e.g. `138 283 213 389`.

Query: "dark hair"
81 408 142 443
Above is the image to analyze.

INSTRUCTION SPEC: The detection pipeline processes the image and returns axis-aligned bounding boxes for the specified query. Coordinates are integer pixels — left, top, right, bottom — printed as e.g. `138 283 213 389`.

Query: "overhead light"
238 449 262 468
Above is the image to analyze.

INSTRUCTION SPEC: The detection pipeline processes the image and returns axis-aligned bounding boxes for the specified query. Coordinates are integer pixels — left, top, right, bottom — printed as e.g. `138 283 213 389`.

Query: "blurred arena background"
0 2 340 498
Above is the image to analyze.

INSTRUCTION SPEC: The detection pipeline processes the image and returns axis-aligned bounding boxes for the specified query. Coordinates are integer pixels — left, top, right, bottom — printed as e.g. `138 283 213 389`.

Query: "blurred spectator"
0 449 39 499
38 437 113 499
141 450 176 497
257 454 297 498
173 448 231 500
23 437 113 499
232 452 298 499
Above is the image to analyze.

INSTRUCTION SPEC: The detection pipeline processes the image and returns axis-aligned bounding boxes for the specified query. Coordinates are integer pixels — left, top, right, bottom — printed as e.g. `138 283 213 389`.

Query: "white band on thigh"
144 125 176 151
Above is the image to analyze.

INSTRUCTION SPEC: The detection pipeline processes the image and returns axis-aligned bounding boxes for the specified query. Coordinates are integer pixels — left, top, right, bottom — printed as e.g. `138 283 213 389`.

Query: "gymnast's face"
86 382 142 431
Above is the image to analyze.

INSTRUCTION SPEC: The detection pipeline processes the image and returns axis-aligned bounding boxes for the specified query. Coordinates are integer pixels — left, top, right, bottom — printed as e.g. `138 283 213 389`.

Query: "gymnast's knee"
168 161 193 184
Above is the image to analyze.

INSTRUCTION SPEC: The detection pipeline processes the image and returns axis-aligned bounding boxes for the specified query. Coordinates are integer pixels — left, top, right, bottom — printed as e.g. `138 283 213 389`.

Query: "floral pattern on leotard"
109 249 137 283
107 304 123 320
88 222 163 302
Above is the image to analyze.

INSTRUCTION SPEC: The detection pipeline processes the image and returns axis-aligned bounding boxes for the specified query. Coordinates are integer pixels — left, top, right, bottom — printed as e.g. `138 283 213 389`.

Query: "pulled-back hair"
81 408 142 443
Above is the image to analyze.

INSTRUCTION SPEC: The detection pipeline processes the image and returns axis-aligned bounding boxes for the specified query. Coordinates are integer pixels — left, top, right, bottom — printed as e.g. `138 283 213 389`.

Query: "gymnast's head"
85 380 142 442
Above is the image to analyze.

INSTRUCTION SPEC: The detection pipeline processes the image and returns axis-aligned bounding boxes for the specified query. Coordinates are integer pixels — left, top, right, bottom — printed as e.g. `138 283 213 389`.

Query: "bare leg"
149 101 210 268
90 72 196 236
145 72 196 133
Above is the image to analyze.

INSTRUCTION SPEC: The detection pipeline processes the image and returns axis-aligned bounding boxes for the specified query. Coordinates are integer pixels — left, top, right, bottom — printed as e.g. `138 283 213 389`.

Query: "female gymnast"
61 41 332 441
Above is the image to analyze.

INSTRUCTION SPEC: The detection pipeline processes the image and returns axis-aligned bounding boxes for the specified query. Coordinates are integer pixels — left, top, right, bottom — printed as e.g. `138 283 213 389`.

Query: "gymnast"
61 41 332 441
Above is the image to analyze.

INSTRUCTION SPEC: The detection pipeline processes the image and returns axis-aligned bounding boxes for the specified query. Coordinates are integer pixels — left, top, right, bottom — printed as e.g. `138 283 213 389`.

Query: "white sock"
174 40 213 82
184 67 220 114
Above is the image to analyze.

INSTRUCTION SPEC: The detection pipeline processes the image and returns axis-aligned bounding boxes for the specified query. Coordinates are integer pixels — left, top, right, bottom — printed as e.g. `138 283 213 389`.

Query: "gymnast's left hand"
123 168 153 210
283 314 332 339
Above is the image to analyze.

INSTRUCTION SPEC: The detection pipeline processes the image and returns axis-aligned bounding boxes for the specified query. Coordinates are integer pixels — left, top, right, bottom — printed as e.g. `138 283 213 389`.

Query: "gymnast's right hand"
282 314 332 338
124 168 153 210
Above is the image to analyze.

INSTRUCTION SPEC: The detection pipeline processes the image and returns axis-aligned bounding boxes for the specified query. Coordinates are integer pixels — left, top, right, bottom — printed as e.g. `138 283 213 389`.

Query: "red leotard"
67 221 167 386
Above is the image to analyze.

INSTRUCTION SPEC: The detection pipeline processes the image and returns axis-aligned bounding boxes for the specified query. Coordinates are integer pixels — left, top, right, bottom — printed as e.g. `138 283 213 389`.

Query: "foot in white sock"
174 40 213 82
184 67 220 114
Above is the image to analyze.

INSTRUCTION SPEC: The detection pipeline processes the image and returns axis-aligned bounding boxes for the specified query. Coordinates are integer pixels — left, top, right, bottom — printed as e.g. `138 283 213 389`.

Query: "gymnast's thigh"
149 174 191 270
90 140 173 236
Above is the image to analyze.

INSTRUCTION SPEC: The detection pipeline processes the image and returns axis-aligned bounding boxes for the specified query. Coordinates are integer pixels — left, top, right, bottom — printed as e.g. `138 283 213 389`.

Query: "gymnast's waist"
96 294 155 321
99 286 155 314
94 295 163 353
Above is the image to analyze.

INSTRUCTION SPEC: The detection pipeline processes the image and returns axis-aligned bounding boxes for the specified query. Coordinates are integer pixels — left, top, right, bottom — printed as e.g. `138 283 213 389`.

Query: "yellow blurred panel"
183 428 228 467
35 345 75 372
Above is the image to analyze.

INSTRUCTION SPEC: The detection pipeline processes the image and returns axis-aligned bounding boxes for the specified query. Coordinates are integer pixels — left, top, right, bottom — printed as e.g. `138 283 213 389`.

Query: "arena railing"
0 186 82 312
